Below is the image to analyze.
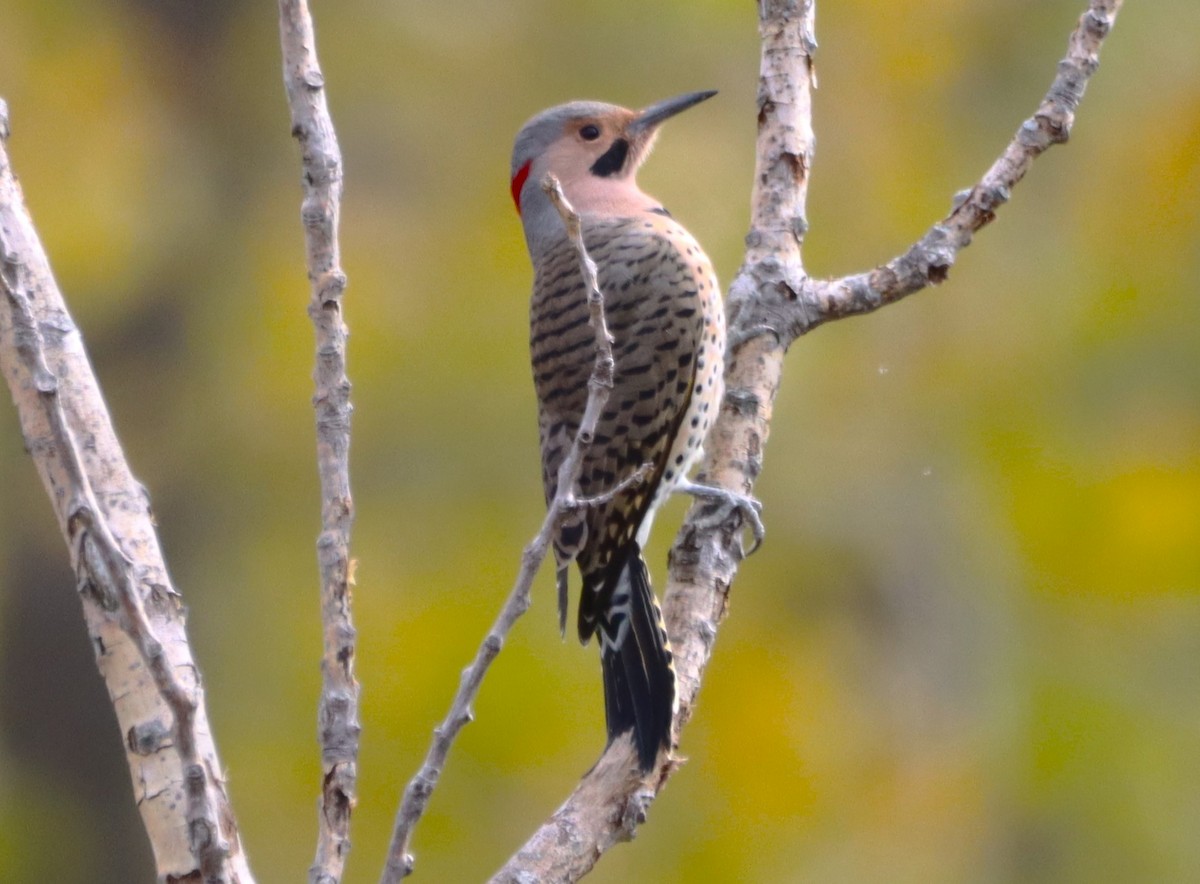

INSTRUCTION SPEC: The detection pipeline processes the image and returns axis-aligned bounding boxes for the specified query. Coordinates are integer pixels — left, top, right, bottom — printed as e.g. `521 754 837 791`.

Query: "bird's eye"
580 124 601 141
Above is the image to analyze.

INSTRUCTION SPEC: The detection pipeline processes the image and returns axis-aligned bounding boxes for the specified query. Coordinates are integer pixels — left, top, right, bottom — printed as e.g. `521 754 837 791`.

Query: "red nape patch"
510 160 532 213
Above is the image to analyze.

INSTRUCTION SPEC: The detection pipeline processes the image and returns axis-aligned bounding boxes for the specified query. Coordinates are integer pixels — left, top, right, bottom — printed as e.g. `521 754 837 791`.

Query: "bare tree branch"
277 4 361 883
738 0 1127 345
380 175 630 881
0 101 253 881
493 0 1124 879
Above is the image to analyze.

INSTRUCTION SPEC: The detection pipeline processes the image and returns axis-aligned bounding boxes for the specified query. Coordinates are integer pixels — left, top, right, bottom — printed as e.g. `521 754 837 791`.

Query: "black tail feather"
598 546 675 771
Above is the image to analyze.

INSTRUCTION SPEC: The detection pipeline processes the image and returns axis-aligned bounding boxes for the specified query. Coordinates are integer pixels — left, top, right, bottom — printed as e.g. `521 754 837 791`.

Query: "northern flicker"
511 91 724 771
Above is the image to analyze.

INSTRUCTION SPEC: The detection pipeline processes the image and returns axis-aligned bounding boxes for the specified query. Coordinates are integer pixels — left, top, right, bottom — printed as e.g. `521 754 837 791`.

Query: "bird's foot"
675 479 765 555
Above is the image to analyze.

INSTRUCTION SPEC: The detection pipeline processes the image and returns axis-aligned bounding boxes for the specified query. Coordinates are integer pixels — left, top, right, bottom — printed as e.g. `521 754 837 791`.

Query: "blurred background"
1 1 1197 881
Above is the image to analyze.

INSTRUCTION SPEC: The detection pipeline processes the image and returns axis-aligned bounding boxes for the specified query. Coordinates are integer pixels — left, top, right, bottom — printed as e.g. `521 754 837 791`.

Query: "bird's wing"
529 215 706 640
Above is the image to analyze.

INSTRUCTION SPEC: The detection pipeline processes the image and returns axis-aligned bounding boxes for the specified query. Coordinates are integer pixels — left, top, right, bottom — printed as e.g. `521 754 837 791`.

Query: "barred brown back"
530 212 721 640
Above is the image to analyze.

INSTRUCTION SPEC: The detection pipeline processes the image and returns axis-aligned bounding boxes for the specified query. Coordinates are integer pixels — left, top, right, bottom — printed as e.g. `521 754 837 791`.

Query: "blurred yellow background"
1 1 1198 881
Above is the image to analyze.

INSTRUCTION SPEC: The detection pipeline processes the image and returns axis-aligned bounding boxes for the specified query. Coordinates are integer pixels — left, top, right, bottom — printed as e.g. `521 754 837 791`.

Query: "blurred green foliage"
1 1 1198 881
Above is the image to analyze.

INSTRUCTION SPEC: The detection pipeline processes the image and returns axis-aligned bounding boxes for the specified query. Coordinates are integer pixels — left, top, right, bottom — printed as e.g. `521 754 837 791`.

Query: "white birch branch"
277 4 361 883
493 0 1124 880
0 101 253 882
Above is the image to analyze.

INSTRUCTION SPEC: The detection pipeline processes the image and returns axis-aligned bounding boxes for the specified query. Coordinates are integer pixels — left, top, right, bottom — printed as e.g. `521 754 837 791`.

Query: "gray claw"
677 479 765 556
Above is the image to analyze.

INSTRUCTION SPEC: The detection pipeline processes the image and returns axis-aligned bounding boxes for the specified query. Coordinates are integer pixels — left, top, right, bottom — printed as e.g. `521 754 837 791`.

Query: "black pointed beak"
628 90 717 135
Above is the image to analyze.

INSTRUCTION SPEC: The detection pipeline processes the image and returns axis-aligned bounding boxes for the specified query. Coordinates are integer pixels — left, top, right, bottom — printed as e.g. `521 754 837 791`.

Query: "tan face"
540 109 641 183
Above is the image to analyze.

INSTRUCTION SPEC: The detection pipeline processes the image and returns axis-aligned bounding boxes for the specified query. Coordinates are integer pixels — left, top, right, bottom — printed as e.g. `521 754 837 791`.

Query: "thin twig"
572 462 653 510
493 1 1124 879
277 4 361 883
380 175 620 881
0 102 250 881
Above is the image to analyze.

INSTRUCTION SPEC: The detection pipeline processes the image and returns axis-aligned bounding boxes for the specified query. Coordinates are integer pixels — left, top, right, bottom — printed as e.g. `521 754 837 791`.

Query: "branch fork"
492 2 1124 880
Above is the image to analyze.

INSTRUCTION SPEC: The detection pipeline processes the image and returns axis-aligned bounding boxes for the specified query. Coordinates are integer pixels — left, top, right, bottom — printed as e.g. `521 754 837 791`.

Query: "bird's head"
510 91 716 255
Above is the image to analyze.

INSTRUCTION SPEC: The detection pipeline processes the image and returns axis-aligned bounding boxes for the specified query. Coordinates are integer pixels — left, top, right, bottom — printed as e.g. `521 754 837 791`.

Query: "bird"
510 90 725 771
